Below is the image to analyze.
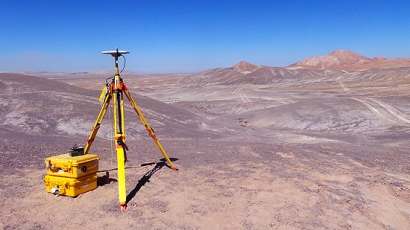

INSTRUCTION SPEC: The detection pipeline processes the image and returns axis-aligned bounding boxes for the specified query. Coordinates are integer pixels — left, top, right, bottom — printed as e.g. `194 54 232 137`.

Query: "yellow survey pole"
116 146 127 210
112 49 128 211
113 83 127 210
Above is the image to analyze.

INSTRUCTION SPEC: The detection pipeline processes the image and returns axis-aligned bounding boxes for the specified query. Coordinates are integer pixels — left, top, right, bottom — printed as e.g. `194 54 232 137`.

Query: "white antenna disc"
102 50 130 57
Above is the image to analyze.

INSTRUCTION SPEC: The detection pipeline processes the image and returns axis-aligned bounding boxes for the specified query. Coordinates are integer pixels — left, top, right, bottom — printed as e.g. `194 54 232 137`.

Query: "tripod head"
102 47 130 75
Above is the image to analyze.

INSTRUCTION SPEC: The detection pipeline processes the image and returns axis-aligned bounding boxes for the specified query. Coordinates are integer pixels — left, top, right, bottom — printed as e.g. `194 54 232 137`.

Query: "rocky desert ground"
1 50 410 229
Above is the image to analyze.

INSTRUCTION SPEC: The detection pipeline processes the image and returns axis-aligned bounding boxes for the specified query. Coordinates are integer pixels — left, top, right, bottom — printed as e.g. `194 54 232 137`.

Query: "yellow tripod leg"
123 89 177 170
84 89 111 154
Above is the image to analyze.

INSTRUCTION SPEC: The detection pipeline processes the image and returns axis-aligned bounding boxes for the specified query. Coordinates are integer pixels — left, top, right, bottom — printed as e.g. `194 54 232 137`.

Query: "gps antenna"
102 47 130 74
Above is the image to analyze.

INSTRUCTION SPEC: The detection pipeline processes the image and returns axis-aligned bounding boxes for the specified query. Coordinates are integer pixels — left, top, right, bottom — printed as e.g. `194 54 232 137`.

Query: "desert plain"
0 50 410 229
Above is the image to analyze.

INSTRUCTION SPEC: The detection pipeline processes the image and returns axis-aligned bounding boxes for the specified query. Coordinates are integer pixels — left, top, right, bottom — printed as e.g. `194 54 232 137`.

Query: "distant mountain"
181 51 410 86
178 61 325 86
233 61 260 74
290 50 372 69
289 50 410 70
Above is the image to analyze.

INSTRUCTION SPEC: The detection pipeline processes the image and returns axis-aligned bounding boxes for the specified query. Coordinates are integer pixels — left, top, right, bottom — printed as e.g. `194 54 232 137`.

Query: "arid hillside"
1 57 410 229
0 73 224 141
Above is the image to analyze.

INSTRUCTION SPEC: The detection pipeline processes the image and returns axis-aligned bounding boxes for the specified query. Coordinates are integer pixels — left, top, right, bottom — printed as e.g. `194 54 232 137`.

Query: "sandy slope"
1 139 409 229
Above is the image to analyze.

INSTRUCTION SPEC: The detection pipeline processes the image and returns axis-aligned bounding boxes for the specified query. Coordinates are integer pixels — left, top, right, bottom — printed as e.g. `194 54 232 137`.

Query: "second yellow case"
44 173 98 197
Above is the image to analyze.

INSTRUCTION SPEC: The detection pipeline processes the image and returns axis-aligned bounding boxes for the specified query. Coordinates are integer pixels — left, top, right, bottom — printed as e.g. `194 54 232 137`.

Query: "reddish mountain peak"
329 50 371 62
292 50 372 69
233 61 259 73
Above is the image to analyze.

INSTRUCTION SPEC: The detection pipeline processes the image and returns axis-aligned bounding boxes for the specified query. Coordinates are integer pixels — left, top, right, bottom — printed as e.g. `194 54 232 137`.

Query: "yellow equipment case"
44 154 99 178
44 173 98 197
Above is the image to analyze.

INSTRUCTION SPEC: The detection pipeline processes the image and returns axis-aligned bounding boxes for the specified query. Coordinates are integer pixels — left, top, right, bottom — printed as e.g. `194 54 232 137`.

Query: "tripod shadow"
126 158 178 204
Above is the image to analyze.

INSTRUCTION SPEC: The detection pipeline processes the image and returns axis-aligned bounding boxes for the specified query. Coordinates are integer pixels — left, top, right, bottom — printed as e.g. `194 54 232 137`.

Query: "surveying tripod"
83 48 177 211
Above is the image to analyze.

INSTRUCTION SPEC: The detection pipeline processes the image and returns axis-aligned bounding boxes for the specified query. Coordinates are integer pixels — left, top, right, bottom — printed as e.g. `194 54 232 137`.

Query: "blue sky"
1 0 410 73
